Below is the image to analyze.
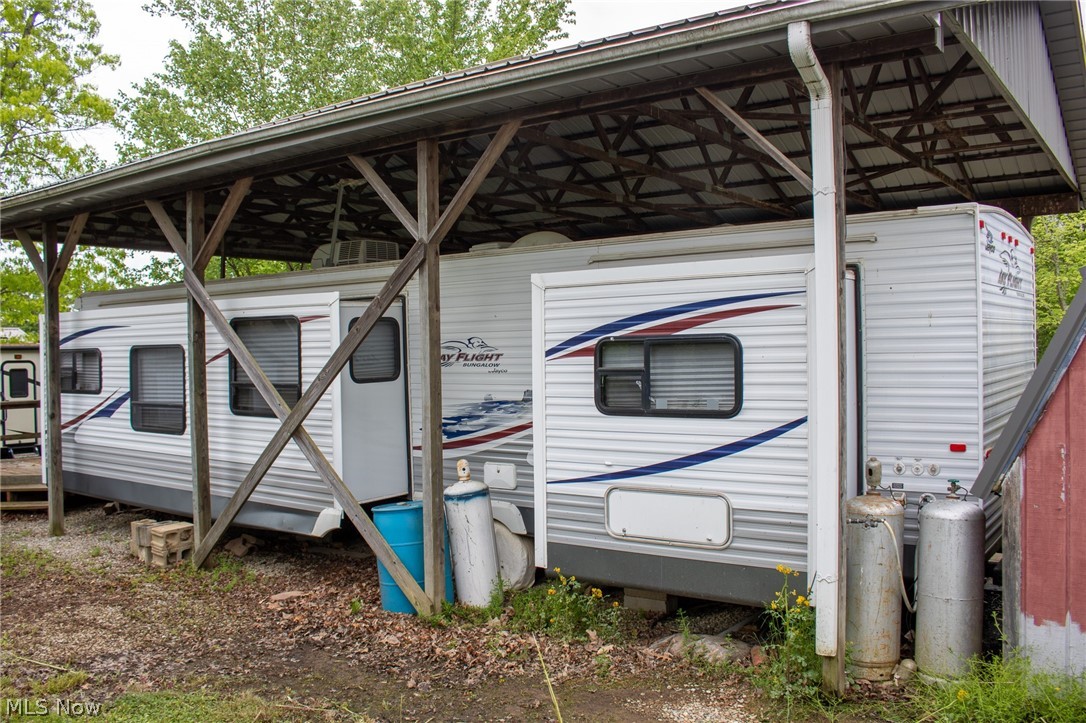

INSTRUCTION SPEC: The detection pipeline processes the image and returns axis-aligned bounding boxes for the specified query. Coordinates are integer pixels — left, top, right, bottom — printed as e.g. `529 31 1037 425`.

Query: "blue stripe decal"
548 416 807 485
90 391 130 420
544 291 802 358
61 326 126 346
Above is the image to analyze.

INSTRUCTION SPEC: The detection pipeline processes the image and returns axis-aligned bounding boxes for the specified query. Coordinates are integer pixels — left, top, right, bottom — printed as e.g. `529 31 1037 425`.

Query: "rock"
750 645 769 667
647 632 751 664
102 501 121 515
270 590 307 602
224 537 254 557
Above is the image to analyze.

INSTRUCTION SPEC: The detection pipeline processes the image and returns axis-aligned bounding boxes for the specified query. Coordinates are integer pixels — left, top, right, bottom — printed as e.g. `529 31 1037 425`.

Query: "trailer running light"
1014 239 1019 246
949 443 967 453
1001 231 1006 239
1030 247 1035 254
979 220 985 229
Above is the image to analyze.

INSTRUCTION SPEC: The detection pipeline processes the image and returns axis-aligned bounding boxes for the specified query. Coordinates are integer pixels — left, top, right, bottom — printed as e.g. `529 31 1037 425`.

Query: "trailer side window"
130 345 186 434
230 316 301 417
348 318 400 383
7 368 30 398
59 350 102 394
595 335 741 418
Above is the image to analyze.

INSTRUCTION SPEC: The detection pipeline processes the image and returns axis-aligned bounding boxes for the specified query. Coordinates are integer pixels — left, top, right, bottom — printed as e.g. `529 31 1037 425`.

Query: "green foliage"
105 690 284 722
0 239 146 341
1 0 117 192
508 568 629 642
1032 211 1086 357
30 670 87 696
115 0 572 159
908 654 1086 723
752 564 822 710
0 546 72 577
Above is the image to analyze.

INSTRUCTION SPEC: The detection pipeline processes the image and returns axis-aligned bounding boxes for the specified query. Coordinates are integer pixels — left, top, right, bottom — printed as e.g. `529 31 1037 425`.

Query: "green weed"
0 547 71 578
507 568 631 642
750 564 823 712
907 654 1086 722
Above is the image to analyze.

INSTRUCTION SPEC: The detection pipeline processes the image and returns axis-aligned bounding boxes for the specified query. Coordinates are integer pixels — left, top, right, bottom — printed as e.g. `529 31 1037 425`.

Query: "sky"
82 0 744 162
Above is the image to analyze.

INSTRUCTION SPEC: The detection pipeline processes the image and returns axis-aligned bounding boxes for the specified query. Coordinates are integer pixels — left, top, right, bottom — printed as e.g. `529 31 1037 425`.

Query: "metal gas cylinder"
915 481 985 679
444 459 501 607
845 457 906 681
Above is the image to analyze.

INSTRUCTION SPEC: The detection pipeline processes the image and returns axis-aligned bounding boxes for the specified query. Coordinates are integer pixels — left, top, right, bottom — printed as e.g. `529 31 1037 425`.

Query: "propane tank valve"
865 457 883 492
946 479 963 499
456 459 471 482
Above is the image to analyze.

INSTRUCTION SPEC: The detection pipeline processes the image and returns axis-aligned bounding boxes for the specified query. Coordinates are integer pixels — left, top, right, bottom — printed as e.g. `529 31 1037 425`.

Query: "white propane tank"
915 480 985 679
444 459 501 606
845 458 906 681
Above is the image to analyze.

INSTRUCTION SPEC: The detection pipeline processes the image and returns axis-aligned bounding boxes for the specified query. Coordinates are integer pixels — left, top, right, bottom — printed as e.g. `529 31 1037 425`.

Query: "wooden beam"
695 87 813 192
42 222 63 536
13 228 45 282
430 121 521 244
187 191 212 544
47 213 88 289
347 154 421 240
195 178 252 271
148 198 431 611
418 138 446 614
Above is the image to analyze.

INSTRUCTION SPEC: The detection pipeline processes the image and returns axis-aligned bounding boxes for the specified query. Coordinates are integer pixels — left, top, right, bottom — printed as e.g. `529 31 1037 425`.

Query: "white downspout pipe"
789 20 844 660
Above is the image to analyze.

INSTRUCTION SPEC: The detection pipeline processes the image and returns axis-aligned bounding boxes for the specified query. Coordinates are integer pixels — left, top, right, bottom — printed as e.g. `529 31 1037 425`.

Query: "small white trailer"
1 344 41 457
57 204 1034 603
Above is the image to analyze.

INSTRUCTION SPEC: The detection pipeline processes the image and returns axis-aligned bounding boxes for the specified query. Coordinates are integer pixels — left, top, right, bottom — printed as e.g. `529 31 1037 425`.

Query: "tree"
1031 211 1086 357
0 240 146 340
1 0 118 193
116 0 572 159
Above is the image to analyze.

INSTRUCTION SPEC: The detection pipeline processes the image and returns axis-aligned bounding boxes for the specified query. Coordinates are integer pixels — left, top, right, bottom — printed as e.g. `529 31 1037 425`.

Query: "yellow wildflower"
548 588 556 595
776 564 794 576
612 601 620 608
771 601 778 610
957 689 969 702
796 595 807 606
554 567 561 574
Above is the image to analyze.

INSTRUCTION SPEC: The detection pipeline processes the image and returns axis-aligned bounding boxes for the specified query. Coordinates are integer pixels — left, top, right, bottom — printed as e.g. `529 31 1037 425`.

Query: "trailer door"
339 300 410 502
1 358 39 452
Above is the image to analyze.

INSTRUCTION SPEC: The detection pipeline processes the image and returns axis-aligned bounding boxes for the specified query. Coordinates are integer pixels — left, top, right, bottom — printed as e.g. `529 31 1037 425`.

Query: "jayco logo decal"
441 337 505 370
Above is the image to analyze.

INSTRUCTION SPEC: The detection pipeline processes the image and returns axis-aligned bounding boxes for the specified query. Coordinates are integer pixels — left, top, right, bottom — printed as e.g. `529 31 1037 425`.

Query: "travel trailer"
57 204 1034 603
1 343 41 457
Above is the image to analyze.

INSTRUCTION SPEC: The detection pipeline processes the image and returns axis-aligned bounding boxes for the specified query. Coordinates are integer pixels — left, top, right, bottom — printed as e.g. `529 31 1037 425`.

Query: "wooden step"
0 500 48 511
0 482 47 493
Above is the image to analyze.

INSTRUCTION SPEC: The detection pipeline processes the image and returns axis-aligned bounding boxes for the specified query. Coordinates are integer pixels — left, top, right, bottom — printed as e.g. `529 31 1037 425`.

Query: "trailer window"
60 350 101 394
230 317 301 417
348 318 400 383
130 346 186 435
7 368 30 398
595 335 741 418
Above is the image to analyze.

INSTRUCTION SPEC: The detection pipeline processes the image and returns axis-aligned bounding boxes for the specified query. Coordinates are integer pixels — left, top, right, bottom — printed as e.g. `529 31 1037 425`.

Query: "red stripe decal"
62 393 116 430
556 304 797 359
413 422 533 451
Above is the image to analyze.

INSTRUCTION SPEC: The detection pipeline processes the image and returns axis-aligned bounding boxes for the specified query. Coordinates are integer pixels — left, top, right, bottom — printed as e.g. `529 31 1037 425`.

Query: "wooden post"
186 190 212 543
418 138 446 614
42 222 63 536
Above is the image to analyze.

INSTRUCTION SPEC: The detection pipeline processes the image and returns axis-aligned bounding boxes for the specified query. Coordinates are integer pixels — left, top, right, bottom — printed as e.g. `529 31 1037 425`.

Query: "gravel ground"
1 502 767 721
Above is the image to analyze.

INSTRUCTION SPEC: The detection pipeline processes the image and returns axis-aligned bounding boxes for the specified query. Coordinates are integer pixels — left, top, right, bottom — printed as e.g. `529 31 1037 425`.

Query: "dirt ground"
0 500 770 722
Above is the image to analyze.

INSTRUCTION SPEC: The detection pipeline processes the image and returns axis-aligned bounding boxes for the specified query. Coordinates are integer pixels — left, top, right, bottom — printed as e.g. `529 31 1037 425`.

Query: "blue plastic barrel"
371 500 454 614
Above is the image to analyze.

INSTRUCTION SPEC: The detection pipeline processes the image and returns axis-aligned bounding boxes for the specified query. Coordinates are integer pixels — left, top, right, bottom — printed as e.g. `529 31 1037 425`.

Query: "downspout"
789 20 844 661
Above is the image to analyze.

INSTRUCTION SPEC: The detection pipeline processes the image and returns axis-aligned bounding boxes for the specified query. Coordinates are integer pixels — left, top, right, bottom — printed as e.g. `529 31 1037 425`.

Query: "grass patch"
0 547 72 578
106 690 285 722
31 671 88 697
906 654 1086 722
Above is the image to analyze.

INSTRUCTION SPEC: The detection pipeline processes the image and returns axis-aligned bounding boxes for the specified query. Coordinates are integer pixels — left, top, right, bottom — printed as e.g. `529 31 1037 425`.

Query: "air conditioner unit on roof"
311 239 400 268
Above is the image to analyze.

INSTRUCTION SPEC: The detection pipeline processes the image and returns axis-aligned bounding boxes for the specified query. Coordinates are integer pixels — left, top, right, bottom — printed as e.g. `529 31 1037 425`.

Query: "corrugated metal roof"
0 0 1082 260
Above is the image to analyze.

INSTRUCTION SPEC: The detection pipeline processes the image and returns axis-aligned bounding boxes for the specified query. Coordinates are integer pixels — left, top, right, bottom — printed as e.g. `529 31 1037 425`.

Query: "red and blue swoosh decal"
61 326 126 346
549 416 807 485
545 290 802 360
62 390 130 430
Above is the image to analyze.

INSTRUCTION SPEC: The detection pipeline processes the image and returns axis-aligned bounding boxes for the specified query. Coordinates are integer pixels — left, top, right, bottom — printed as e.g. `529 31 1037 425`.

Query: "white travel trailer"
58 204 1034 603
1 343 41 457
